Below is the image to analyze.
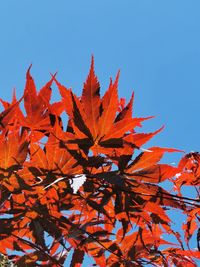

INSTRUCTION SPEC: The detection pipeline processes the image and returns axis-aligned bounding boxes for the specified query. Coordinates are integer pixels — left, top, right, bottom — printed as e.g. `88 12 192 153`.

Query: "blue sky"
0 1 200 154
0 1 200 265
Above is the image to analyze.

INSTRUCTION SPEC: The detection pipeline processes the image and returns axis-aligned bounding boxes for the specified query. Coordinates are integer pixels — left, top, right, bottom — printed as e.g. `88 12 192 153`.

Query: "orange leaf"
55 79 73 116
115 92 134 122
124 126 164 148
127 164 178 183
102 117 152 141
81 56 100 139
98 72 119 138
24 66 38 116
0 131 28 170
30 143 48 170
126 147 181 173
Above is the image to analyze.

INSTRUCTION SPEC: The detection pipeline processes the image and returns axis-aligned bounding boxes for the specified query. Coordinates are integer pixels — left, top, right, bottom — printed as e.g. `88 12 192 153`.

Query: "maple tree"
0 57 200 267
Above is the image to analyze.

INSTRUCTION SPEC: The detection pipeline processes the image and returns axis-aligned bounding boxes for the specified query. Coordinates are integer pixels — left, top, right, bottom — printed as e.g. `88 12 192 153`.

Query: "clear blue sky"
0 1 199 154
0 1 200 264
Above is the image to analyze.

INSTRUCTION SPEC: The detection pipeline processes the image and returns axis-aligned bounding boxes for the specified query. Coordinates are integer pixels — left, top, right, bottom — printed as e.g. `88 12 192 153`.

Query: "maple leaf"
126 146 182 173
23 67 63 135
81 55 100 139
56 58 153 157
0 129 28 192
0 95 23 131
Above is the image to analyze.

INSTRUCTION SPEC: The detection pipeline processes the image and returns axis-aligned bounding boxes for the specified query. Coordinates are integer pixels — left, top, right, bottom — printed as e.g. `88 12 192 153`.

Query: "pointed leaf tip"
12 88 17 102
88 55 96 78
50 72 58 79
26 64 33 79
81 55 100 138
91 54 94 69
115 70 120 86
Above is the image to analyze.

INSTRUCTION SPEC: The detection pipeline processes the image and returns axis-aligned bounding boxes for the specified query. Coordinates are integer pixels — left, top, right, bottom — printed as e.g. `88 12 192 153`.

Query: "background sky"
1 0 200 155
0 1 200 265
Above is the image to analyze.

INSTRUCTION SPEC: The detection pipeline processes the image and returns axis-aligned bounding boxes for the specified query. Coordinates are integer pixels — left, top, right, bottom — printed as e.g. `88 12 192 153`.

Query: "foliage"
0 57 200 266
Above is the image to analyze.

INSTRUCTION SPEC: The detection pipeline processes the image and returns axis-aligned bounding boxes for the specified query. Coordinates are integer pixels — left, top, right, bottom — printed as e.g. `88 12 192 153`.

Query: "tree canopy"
0 57 200 266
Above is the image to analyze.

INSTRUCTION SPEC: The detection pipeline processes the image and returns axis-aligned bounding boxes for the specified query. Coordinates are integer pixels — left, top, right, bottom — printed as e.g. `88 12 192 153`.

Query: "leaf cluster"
0 57 200 266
